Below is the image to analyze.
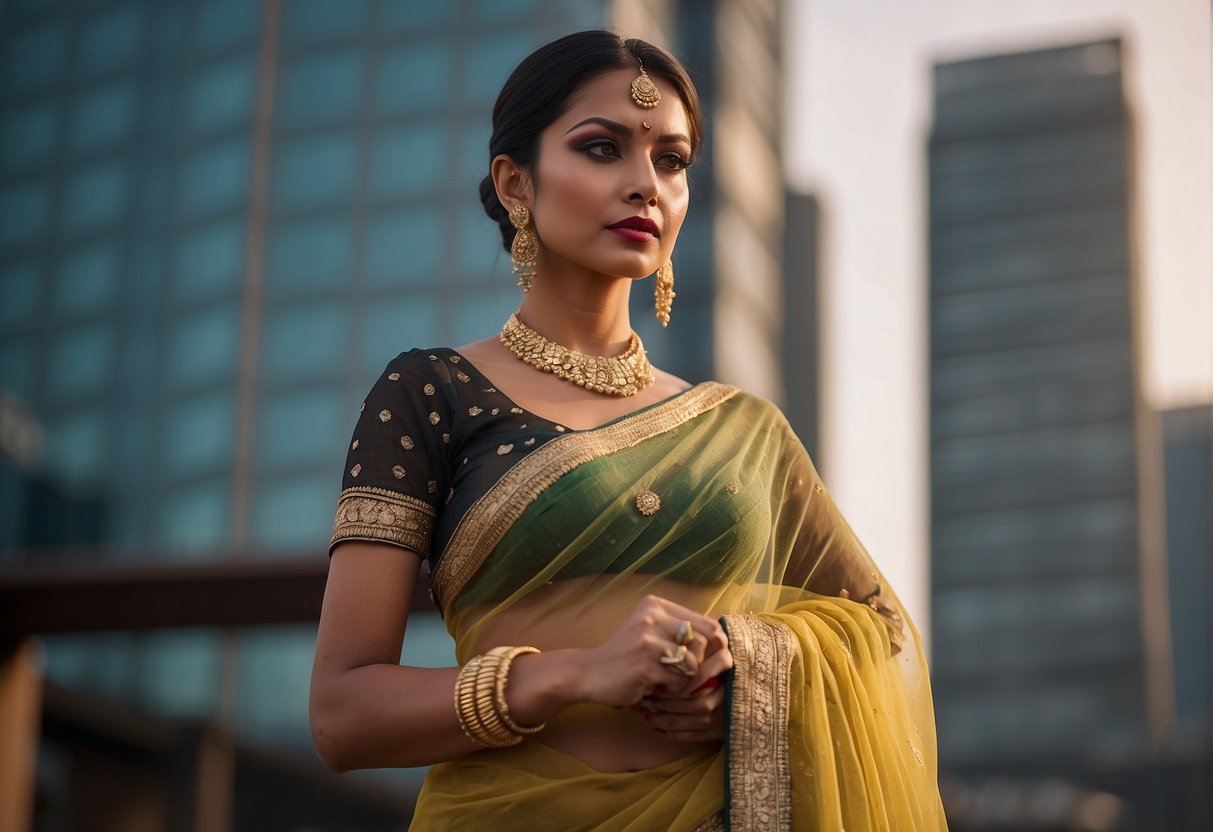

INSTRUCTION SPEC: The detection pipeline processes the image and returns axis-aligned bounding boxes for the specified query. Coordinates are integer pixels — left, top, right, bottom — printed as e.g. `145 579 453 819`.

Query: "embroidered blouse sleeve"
330 353 453 558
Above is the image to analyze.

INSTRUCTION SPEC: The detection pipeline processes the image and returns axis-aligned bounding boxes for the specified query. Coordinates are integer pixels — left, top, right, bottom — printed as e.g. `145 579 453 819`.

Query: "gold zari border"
692 813 725 832
431 382 739 612
723 614 794 832
331 486 437 556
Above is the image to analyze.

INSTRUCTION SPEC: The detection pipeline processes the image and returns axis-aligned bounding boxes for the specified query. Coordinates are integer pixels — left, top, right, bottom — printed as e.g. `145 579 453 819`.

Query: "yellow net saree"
332 351 947 831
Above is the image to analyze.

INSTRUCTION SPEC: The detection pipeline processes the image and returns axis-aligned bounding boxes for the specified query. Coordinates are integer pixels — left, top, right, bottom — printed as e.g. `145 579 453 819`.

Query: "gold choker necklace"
499 314 654 397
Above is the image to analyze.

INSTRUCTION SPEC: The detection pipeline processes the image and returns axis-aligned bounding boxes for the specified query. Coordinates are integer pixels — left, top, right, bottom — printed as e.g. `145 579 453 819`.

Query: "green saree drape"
405 381 946 831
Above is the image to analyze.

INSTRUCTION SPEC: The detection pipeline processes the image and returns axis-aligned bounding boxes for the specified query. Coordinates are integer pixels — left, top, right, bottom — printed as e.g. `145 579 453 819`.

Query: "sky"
783 0 1213 637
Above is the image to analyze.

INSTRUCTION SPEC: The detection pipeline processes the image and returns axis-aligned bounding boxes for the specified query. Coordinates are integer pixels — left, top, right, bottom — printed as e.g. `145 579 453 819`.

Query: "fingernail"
690 677 720 695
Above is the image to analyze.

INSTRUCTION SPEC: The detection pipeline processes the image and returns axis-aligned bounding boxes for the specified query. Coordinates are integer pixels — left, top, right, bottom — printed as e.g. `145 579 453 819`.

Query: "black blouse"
330 349 573 566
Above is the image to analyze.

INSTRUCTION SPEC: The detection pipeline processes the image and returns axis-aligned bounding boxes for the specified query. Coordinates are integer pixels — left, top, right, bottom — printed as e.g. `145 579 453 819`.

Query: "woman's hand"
574 595 731 707
633 638 732 741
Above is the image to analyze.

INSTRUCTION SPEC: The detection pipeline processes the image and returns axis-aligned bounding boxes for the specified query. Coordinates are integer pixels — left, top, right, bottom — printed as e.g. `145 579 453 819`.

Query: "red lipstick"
607 216 660 243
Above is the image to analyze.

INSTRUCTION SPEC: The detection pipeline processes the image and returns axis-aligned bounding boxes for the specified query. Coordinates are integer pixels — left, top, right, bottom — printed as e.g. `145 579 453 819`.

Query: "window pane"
358 297 439 373
271 132 360 209
280 0 369 44
277 50 362 128
0 342 35 400
448 288 508 345
77 5 144 75
68 81 137 156
250 474 335 549
0 260 43 329
378 0 456 31
1 102 59 174
167 303 241 390
0 181 53 246
173 217 245 303
259 303 350 381
265 216 354 295
254 387 345 470
45 408 107 487
162 392 235 477
368 122 448 199
46 322 114 399
363 208 445 286
54 243 120 318
462 34 535 105
132 631 224 718
179 139 249 216
373 44 455 116
192 0 261 54
184 54 257 134
62 161 129 234
233 627 314 742
2 23 68 96
158 478 230 554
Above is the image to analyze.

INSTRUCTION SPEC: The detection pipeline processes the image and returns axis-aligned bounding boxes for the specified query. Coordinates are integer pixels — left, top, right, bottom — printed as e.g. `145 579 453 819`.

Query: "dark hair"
478 30 703 252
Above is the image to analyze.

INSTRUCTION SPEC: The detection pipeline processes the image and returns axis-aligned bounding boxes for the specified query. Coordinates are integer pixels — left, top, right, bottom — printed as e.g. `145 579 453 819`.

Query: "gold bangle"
473 653 520 746
455 655 517 747
487 645 546 736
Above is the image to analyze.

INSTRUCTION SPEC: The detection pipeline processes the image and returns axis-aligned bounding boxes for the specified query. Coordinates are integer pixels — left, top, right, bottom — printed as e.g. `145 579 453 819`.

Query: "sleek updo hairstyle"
478 30 703 253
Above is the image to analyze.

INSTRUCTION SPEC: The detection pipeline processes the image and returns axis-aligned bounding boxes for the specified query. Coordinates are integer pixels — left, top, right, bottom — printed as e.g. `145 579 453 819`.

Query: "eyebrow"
564 116 691 147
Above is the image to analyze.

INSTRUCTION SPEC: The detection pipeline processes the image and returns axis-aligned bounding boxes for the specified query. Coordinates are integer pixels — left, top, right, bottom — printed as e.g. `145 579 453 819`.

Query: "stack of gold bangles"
659 620 696 677
454 645 546 747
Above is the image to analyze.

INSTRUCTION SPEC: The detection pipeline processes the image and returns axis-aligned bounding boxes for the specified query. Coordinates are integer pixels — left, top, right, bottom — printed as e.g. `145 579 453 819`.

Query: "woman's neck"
515 268 636 356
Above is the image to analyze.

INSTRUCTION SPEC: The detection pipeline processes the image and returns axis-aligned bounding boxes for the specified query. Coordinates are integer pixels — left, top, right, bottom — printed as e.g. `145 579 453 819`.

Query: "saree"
332 351 947 831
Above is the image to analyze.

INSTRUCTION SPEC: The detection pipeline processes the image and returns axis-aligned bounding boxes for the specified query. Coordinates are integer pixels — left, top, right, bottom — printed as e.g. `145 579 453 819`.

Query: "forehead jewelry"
630 60 661 109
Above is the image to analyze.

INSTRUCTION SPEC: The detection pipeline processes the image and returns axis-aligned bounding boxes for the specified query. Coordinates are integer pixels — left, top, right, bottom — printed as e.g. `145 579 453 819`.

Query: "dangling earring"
655 260 675 326
509 203 538 292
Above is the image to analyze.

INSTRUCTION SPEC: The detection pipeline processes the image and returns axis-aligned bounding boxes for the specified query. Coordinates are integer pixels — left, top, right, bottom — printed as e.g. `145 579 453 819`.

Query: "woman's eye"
581 139 622 160
657 153 691 171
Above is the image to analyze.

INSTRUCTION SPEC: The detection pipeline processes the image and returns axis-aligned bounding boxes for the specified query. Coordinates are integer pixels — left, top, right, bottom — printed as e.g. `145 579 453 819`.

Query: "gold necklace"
499 313 654 397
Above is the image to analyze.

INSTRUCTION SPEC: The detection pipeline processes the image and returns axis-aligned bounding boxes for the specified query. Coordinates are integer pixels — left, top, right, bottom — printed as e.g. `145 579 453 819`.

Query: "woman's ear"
491 154 532 211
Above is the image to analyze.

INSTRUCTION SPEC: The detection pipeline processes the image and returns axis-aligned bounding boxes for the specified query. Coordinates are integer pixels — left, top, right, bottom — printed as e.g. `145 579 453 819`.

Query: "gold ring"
675 621 694 646
659 645 696 677
659 644 687 666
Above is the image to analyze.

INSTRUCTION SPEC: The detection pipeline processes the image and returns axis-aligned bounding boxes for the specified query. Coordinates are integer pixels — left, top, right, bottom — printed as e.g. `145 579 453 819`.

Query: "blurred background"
0 0 1209 830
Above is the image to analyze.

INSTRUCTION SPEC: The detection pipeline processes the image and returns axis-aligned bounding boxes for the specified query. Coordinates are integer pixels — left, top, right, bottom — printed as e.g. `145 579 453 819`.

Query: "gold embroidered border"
723 614 795 832
331 486 437 556
692 812 725 832
431 382 739 612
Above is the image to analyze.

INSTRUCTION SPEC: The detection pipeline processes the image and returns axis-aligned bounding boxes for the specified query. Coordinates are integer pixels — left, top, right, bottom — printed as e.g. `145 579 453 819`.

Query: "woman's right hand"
573 595 731 706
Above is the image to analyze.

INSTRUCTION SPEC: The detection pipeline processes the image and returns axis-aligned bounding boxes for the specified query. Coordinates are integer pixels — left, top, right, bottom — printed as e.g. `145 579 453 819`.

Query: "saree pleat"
408 385 945 831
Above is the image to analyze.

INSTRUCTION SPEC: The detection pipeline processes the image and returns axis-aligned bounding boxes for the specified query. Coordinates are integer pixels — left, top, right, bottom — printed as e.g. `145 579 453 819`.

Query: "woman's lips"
608 227 658 243
607 217 660 243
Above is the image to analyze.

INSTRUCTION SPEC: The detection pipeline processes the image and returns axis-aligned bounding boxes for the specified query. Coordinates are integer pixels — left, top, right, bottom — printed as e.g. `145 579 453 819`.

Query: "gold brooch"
635 489 661 516
630 69 661 109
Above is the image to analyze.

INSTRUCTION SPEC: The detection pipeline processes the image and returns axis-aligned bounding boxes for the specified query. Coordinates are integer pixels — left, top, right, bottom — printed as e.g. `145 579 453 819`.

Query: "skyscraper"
928 38 1170 765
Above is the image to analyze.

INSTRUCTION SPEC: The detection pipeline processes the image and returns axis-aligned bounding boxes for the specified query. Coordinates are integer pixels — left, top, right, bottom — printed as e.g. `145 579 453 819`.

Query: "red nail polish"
691 677 720 696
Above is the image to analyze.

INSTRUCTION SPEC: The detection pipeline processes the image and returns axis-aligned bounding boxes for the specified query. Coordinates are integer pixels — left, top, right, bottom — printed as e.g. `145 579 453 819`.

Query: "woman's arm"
309 541 729 770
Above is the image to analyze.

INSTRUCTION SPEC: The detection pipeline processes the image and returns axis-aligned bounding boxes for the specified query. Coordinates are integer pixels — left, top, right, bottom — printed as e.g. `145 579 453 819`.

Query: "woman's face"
529 68 693 281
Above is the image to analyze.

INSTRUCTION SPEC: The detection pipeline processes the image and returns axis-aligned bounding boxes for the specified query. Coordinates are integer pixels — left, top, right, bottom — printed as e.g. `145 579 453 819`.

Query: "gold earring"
655 260 675 326
509 204 538 292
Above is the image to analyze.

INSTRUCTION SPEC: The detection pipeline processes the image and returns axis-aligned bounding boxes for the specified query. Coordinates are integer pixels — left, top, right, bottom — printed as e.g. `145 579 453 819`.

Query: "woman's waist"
535 702 719 773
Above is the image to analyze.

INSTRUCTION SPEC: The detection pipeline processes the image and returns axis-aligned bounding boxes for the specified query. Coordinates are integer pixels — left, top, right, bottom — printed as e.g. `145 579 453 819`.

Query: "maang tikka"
509 203 538 292
655 259 675 326
630 60 661 109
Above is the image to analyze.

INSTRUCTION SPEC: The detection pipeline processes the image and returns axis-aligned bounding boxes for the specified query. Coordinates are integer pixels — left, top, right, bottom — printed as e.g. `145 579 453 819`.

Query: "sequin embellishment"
635 489 661 516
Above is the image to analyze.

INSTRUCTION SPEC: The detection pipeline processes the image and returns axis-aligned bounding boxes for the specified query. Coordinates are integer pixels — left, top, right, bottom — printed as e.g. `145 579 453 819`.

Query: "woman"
311 31 947 831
